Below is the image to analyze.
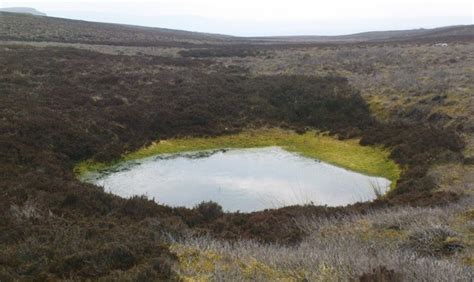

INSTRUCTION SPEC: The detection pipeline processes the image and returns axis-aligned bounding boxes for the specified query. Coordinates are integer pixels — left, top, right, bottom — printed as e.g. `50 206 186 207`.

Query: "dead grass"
428 164 474 195
229 43 474 151
170 197 474 281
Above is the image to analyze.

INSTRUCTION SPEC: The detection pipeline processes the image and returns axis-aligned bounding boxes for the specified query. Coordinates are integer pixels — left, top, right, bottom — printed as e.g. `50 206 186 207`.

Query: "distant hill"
251 25 474 43
0 7 46 16
0 12 235 46
0 11 472 46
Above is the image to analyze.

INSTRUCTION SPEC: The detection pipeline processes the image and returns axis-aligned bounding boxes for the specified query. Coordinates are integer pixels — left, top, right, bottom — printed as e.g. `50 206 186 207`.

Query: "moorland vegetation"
0 13 473 280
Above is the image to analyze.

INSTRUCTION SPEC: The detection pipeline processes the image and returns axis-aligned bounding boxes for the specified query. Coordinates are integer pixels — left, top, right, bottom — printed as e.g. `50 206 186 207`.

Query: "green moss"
74 161 110 176
75 128 401 188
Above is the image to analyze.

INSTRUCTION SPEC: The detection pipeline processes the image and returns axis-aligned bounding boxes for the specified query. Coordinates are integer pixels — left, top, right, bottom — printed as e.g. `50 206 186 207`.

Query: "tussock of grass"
170 243 322 281
76 128 400 187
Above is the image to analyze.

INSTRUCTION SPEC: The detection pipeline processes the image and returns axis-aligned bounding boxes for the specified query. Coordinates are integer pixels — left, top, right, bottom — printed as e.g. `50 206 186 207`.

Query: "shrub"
195 201 224 221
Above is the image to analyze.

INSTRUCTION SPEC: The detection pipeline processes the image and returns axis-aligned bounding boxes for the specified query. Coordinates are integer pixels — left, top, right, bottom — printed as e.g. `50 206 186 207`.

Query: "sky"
1 0 473 36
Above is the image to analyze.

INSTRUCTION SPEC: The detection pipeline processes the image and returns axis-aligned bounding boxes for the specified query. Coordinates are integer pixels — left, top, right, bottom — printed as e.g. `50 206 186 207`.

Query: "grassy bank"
75 129 401 186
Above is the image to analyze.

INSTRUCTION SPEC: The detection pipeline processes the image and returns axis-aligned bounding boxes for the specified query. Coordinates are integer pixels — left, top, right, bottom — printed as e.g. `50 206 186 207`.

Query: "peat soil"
0 45 466 279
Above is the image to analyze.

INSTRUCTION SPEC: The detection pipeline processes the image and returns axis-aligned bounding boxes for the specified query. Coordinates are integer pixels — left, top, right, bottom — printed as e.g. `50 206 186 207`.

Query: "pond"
81 147 391 212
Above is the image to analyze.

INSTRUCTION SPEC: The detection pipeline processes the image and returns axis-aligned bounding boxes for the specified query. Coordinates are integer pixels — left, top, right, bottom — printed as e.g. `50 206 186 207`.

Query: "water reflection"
82 147 391 212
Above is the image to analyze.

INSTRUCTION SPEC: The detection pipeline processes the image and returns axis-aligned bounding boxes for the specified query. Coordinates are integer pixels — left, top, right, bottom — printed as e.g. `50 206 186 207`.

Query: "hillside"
0 12 235 46
251 25 474 43
1 12 472 46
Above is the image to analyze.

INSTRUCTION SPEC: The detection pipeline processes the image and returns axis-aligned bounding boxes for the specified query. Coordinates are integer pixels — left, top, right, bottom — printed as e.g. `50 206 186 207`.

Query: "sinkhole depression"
81 146 392 212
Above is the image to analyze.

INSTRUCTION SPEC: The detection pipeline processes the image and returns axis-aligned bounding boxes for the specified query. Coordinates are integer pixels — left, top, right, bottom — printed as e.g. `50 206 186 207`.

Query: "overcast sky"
1 0 473 36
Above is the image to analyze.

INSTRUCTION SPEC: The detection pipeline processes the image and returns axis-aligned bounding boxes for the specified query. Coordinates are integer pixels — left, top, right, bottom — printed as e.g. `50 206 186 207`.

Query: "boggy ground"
0 40 471 280
76 129 401 187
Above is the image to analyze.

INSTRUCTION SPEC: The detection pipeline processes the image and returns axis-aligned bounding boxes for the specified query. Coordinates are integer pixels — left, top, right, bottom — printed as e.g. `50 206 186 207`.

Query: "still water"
82 147 391 212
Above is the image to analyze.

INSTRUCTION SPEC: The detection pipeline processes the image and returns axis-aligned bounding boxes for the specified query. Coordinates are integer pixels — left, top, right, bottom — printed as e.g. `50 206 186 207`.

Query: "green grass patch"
75 129 401 188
